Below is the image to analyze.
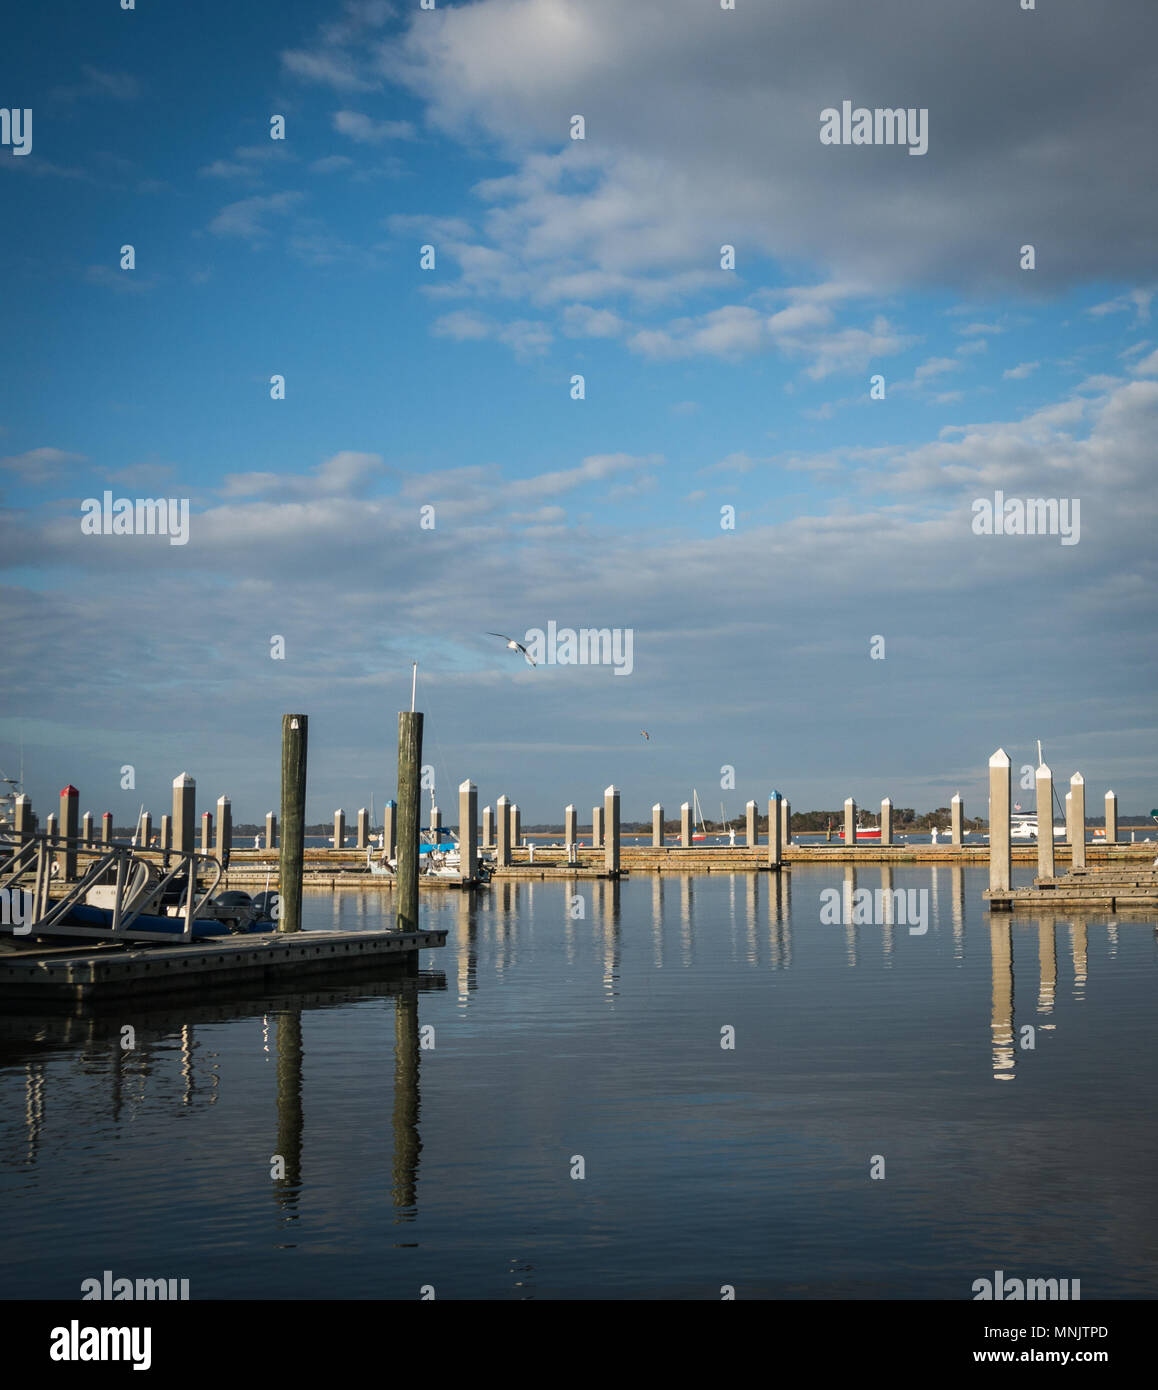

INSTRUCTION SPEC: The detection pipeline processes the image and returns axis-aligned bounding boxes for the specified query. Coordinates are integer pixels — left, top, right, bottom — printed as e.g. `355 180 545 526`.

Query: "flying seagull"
488 633 536 666
640 730 650 740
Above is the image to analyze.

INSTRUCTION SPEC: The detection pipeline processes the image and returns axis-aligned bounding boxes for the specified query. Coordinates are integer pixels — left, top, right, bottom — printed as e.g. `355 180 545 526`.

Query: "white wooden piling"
1036 763 1055 880
565 804 578 858
767 791 782 869
951 793 963 846
746 799 758 848
680 802 691 847
384 799 397 858
496 794 511 867
101 811 113 846
82 811 94 847
880 797 893 847
591 805 603 849
844 797 856 845
59 785 79 880
459 780 478 883
333 809 346 850
482 805 494 850
988 749 1012 894
356 808 369 849
1105 790 1118 845
1070 773 1086 869
266 811 277 849
652 803 663 848
510 803 520 849
604 785 620 874
201 812 212 856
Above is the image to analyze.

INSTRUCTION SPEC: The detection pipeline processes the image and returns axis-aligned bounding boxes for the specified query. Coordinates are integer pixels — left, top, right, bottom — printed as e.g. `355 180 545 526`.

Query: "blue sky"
2 0 1156 826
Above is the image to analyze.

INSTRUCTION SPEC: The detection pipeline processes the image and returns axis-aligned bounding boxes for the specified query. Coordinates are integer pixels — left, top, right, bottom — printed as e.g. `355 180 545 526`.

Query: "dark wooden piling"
395 711 423 933
279 714 308 933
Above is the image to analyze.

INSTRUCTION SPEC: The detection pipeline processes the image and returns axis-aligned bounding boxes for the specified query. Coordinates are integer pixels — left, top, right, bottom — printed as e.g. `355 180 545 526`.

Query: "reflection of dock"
0 928 446 1004
986 864 1158 912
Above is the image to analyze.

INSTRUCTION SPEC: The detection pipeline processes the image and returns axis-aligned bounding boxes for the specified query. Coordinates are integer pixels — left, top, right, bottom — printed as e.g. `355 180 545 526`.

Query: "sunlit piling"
482 804 494 850
844 797 857 845
767 790 782 869
59 785 79 879
746 799 758 848
357 808 369 849
951 793 963 846
200 812 212 856
82 810 93 848
139 810 152 850
266 811 277 849
496 794 511 868
333 809 346 850
1037 763 1055 879
1105 790 1118 844
680 802 691 847
15 793 32 845
652 803 664 848
880 797 893 847
395 711 423 933
216 795 231 867
279 714 308 934
1069 773 1086 869
592 804 603 849
988 748 1012 896
510 803 520 849
101 811 113 846
459 780 478 884
565 804 578 856
604 785 620 875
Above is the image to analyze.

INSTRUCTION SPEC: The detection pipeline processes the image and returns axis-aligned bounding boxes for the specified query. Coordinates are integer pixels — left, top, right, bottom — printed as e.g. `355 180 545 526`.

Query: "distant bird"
640 730 650 740
488 632 536 666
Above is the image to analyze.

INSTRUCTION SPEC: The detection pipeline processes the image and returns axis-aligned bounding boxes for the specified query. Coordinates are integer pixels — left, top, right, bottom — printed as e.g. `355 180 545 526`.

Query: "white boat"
1011 815 1066 840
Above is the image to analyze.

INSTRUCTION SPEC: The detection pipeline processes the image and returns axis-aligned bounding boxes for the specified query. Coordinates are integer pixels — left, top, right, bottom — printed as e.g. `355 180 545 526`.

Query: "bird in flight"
640 730 650 740
488 633 536 666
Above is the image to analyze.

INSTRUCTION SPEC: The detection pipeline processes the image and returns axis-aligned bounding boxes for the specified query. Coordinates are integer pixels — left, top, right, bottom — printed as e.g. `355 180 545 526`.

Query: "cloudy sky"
2 0 1156 827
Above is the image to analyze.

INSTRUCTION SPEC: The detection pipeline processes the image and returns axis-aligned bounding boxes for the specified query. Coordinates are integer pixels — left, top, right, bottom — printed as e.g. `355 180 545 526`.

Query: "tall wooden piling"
604 785 620 875
201 812 212 855
82 810 94 847
565 804 578 855
14 793 32 846
746 799 758 848
266 811 277 849
652 803 663 848
482 805 494 850
216 796 232 867
356 808 369 849
680 802 691 847
333 809 346 850
844 798 857 845
279 714 308 934
1070 772 1086 869
988 749 1011 894
101 811 113 846
1105 790 1118 845
510 804 520 849
592 805 603 849
880 797 893 847
951 793 963 846
58 785 78 879
781 799 791 848
495 794 511 867
384 799 397 858
459 780 478 883
767 790 782 869
1036 763 1055 880
139 810 152 849
395 711 423 933
172 773 195 856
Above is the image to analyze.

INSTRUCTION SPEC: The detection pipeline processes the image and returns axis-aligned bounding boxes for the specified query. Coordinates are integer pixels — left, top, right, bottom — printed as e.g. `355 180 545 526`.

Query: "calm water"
2 864 1157 1300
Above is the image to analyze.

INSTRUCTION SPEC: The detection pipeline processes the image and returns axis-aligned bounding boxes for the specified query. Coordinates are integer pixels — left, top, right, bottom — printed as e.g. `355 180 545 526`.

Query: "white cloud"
1003 361 1040 380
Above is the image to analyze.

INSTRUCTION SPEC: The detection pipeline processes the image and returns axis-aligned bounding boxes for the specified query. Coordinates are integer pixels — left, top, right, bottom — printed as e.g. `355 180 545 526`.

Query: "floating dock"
0 927 447 1004
985 864 1158 912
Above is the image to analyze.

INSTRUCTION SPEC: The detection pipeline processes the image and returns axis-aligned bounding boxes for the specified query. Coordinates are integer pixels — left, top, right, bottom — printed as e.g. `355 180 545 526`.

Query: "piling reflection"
880 867 895 966
843 866 858 968
1070 922 1088 1000
391 991 420 1218
273 1010 303 1223
951 866 966 960
1037 919 1057 1019
989 918 1015 1080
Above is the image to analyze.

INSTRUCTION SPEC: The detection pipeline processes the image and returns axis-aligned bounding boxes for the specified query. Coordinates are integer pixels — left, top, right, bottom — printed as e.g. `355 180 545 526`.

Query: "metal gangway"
0 831 223 944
